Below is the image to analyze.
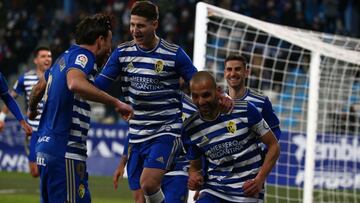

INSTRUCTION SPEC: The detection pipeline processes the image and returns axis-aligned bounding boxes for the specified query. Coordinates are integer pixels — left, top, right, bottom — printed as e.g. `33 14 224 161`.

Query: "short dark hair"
225 55 248 69
33 46 50 57
75 13 112 45
131 1 159 21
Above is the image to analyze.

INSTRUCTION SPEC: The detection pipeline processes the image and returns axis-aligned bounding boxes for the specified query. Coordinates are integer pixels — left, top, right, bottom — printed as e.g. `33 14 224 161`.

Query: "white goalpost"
193 2 360 203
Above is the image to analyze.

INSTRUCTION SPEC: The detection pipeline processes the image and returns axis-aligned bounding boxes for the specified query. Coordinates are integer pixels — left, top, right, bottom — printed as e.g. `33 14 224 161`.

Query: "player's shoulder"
23 69 37 77
247 88 267 100
117 40 136 49
160 38 180 53
183 111 200 129
233 99 249 111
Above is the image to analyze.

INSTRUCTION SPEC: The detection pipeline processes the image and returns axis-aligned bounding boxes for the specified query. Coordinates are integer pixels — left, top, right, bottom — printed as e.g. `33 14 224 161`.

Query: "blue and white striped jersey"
238 88 281 139
13 70 44 131
98 39 197 143
36 45 97 161
182 100 271 202
166 92 196 176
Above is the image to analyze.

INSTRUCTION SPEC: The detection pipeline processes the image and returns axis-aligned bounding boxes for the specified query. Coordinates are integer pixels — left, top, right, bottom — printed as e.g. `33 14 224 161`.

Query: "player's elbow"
67 79 82 93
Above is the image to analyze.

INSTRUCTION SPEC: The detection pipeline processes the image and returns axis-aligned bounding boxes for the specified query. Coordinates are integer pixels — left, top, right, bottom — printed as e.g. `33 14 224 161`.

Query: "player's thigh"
143 135 181 170
162 175 188 203
37 153 91 203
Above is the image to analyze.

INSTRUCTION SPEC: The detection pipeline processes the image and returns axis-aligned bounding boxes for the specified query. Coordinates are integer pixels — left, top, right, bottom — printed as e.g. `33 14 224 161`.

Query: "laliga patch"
154 59 164 73
78 184 85 198
227 120 237 134
75 54 88 68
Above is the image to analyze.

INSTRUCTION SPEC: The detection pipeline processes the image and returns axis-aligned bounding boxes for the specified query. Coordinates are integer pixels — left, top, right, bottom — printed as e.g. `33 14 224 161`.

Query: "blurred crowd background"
0 0 359 123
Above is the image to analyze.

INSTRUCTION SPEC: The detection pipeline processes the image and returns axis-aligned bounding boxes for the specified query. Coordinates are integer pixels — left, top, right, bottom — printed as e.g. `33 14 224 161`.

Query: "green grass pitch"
0 171 133 203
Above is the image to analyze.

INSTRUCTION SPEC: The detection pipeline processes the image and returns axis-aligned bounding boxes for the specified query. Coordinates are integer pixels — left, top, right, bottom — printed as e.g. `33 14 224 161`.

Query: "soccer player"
0 72 32 137
112 84 197 203
95 1 197 202
28 14 133 203
183 71 280 203
224 54 281 141
0 46 52 177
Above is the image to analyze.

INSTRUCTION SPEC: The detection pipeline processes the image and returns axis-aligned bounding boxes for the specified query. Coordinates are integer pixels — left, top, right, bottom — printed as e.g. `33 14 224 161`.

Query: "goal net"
193 2 360 203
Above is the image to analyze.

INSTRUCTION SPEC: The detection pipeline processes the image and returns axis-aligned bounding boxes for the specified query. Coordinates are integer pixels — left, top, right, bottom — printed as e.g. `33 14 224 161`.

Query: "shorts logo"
76 162 85 180
78 184 85 198
156 156 164 164
75 54 88 68
154 60 164 73
227 120 237 134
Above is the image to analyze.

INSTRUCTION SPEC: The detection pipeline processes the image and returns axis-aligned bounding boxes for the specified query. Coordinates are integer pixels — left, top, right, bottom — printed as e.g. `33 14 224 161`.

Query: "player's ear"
153 20 158 29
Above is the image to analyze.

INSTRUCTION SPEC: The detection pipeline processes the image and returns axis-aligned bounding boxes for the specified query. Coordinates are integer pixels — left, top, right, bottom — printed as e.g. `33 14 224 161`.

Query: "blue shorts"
127 135 180 190
36 152 91 203
26 131 38 162
162 175 188 203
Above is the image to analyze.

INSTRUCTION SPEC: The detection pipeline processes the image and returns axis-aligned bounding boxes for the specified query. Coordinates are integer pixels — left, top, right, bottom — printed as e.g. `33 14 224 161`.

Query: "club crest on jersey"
154 60 164 73
227 120 237 134
78 184 85 198
75 54 88 68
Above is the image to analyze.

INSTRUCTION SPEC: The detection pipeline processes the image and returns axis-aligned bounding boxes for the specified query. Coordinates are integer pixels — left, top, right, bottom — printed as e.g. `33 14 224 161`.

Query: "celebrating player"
28 14 133 203
0 46 52 177
183 71 280 202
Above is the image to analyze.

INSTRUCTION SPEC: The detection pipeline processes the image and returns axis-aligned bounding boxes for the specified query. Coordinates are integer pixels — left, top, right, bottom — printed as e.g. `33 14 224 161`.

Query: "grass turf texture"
0 171 133 203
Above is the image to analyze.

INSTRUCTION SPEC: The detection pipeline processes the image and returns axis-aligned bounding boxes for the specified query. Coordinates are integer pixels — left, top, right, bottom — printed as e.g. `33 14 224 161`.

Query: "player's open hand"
242 178 263 198
115 101 133 121
20 120 32 137
188 170 204 191
113 164 125 190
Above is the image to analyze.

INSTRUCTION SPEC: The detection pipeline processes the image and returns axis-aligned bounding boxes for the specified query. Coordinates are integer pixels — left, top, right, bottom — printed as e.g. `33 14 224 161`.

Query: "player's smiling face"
34 50 52 72
130 15 158 49
191 80 219 120
224 60 249 89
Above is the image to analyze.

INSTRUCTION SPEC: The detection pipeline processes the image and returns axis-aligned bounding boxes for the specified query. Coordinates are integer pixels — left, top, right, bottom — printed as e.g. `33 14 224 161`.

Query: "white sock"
144 189 164 203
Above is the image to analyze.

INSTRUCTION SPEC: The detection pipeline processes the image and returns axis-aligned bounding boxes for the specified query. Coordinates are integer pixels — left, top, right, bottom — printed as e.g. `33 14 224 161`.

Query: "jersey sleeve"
262 97 281 139
95 49 122 91
0 73 9 95
13 74 25 95
247 102 271 138
67 51 96 75
175 47 197 83
1 92 24 121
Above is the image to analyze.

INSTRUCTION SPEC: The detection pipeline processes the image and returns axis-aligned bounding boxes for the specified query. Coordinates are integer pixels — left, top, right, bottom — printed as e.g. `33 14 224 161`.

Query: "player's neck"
36 68 44 77
139 35 159 50
201 106 220 121
228 86 247 99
